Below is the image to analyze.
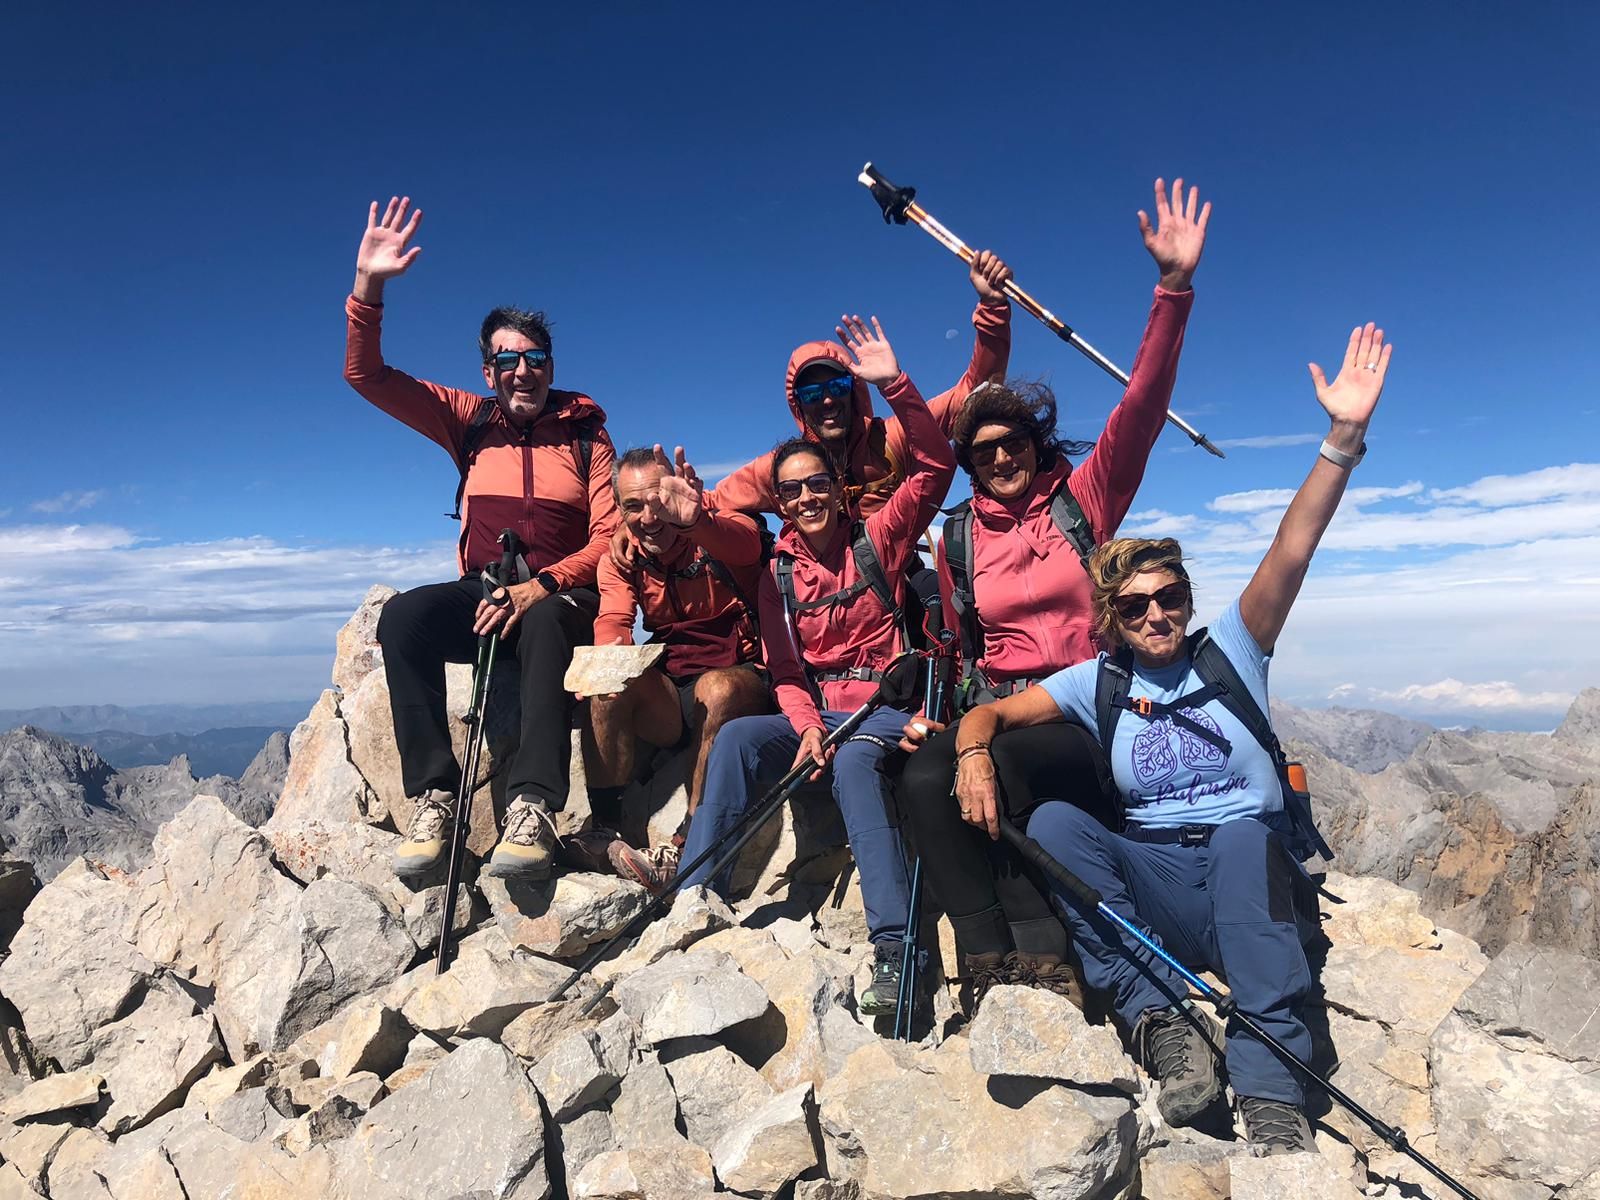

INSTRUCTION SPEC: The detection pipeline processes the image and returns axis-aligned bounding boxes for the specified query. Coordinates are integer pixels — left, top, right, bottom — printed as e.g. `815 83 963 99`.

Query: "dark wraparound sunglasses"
794 375 854 406
489 348 550 373
775 473 836 503
1112 581 1192 623
968 430 1034 467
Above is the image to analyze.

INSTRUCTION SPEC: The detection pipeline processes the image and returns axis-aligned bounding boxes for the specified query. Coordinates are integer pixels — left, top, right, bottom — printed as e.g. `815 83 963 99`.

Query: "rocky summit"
0 587 1591 1199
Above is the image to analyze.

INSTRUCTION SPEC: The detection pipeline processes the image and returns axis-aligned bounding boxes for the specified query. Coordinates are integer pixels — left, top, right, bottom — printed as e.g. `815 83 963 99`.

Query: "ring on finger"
1365 362 1379 371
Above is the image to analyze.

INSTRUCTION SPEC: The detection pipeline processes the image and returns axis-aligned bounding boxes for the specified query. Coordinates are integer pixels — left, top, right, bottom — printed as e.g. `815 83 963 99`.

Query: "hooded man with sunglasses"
343 196 619 886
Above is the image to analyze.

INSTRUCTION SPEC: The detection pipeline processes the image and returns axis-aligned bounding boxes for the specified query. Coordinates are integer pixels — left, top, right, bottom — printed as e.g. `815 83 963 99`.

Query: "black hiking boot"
1134 1004 1223 1126
1239 1095 1316 1155
858 942 908 1018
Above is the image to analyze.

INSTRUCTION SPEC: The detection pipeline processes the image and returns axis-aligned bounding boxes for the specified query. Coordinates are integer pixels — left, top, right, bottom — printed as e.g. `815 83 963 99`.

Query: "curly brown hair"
1088 538 1193 648
951 379 1094 490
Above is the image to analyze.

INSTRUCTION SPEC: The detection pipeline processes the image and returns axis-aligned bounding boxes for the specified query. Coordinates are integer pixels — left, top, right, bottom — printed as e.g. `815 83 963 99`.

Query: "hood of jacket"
784 340 874 440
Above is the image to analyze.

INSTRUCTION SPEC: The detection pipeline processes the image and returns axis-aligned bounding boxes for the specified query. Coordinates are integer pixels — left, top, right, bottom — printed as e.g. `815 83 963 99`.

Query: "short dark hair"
950 379 1094 487
611 446 663 498
479 307 553 361
769 437 835 493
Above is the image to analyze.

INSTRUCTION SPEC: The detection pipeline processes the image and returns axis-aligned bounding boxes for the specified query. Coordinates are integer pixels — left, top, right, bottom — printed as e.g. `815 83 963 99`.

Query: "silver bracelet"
1318 439 1366 470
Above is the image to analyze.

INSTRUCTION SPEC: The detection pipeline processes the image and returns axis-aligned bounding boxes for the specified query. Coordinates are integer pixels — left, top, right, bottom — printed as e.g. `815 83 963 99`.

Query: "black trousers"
375 575 599 810
900 718 1116 958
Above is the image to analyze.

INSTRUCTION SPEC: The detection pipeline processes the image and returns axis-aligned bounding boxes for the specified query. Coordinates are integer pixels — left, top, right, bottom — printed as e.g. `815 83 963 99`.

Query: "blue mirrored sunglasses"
489 348 550 372
794 375 854 406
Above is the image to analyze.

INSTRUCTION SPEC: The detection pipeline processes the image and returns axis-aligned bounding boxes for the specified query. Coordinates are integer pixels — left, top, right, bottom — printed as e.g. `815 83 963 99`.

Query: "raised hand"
353 197 423 303
653 444 704 529
835 315 900 388
969 250 1013 305
1137 178 1211 293
1309 323 1391 432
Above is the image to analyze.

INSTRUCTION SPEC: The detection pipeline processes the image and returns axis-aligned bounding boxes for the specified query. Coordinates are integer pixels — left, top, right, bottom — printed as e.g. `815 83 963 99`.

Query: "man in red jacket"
575 445 771 888
343 197 619 885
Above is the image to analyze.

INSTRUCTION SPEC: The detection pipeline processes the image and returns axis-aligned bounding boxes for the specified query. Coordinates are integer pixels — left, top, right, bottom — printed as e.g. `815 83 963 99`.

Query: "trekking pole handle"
997 819 1103 911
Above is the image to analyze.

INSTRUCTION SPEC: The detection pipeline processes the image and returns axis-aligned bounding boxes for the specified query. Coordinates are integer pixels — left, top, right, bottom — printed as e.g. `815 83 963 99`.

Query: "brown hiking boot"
960 950 1010 1017
561 828 671 893
1134 1003 1224 1127
1010 951 1087 1010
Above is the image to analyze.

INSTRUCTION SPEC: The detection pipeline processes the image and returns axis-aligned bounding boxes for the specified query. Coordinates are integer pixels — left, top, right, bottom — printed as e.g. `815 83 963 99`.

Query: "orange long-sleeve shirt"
343 295 619 584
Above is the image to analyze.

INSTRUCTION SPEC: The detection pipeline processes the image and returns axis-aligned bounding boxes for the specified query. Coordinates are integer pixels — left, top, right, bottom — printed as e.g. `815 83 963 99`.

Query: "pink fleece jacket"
936 286 1195 684
759 372 956 734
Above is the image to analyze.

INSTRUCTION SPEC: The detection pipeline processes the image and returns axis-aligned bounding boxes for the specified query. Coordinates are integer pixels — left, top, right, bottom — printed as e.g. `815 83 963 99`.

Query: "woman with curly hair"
899 178 1211 1006
952 323 1391 1153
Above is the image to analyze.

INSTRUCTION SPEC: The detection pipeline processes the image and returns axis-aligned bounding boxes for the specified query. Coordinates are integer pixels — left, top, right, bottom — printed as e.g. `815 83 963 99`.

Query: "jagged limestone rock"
1229 1150 1366 1199
660 1036 775 1150
609 1053 683 1150
531 1014 636 1121
400 928 567 1039
571 1144 715 1200
270 688 380 828
563 644 666 698
337 1039 550 1199
333 585 397 696
479 871 650 959
1 1067 104 1119
0 858 154 1069
711 1082 820 1197
87 985 225 1135
613 948 770 1046
968 984 1139 1092
316 1000 413 1082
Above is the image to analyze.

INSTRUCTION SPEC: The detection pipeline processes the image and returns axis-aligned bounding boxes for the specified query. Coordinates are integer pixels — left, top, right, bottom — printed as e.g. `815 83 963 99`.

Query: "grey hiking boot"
1134 1004 1223 1126
858 942 907 1018
392 789 455 882
1239 1095 1316 1155
484 794 559 880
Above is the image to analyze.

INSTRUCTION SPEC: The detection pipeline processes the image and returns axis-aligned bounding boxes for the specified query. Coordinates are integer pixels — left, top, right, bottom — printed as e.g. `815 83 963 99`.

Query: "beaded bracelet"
955 744 992 765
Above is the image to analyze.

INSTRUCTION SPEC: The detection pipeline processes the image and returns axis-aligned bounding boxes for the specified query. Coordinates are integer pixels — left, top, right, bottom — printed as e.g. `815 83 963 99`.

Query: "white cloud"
1428 463 1600 507
0 522 455 706
1210 433 1324 450
1369 678 1577 713
1208 488 1297 514
29 490 105 514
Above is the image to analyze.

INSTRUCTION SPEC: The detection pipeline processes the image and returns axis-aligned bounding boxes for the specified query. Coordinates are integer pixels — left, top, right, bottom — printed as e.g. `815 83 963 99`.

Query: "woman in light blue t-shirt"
951 322 1392 1156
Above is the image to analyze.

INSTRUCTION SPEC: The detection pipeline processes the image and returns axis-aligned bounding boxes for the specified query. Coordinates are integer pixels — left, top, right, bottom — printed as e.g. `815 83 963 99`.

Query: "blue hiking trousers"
680 709 914 944
1027 802 1316 1104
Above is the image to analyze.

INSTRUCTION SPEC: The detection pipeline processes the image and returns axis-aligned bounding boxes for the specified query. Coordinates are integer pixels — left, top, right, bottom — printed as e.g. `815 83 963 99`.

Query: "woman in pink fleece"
679 314 955 1022
898 178 1212 1010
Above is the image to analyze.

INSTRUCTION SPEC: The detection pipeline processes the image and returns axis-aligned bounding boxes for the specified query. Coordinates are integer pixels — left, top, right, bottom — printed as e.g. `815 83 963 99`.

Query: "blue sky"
1 2 1596 729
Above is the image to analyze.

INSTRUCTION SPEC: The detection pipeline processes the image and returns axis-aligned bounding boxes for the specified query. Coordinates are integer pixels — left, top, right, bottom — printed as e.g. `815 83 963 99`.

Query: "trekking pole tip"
1196 434 1226 459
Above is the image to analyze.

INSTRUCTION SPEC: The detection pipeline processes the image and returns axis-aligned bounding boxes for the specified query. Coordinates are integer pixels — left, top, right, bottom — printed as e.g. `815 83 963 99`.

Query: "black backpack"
945 476 1095 701
448 397 599 520
1093 631 1333 862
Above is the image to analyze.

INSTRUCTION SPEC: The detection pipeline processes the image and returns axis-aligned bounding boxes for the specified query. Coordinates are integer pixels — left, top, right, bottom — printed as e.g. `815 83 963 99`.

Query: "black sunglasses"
775 473 836 503
968 430 1033 467
1111 581 1192 622
488 348 550 373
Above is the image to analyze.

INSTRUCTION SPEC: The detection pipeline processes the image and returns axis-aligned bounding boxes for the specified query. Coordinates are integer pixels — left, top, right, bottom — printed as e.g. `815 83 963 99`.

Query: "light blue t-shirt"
1039 599 1281 829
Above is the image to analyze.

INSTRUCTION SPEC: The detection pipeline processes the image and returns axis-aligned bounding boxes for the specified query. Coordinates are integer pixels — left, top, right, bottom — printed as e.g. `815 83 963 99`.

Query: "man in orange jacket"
575 445 771 889
343 197 619 885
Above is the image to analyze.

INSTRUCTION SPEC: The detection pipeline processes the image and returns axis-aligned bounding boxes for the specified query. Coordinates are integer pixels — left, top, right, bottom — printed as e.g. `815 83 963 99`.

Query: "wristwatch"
1318 439 1366 470
536 570 560 594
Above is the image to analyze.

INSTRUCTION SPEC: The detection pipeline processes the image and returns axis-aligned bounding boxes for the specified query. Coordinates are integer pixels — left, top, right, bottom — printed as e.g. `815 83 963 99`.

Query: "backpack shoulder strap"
450 397 499 520
942 501 985 678
773 551 797 610
570 415 599 483
1191 630 1333 860
1048 476 1096 574
848 521 897 613
703 553 756 620
1095 647 1134 754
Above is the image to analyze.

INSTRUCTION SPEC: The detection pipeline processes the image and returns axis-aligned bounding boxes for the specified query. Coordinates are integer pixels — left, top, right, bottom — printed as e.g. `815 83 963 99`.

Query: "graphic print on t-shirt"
1130 707 1227 787
1128 707 1247 810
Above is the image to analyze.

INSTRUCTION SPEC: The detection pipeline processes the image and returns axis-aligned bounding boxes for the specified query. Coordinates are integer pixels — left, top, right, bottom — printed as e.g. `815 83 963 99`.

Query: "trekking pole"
857 162 1224 460
548 653 925 1009
894 585 953 1039
435 530 522 975
995 818 1481 1200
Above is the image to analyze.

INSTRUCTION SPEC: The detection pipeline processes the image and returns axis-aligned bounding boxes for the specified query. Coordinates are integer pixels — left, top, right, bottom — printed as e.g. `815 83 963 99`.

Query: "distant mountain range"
0 700 313 737
0 726 287 880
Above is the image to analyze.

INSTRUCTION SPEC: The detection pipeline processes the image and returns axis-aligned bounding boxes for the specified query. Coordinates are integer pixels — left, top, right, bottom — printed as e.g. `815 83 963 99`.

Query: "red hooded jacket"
344 295 619 583
593 506 765 679
936 286 1195 684
759 371 955 734
708 301 1009 516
